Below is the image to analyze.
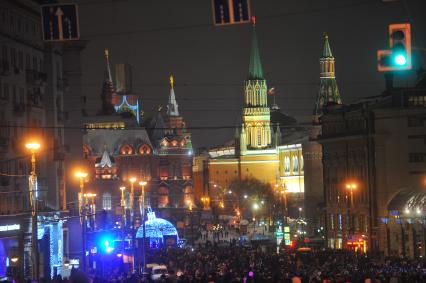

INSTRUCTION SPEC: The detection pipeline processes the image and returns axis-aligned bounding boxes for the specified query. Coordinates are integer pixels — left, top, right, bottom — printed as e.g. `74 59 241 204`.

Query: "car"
150 265 168 281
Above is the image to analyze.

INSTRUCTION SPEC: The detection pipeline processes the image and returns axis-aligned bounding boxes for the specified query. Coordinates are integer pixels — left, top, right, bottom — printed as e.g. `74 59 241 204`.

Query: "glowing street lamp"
345 182 357 208
120 186 126 207
25 141 40 280
138 180 147 273
129 177 137 218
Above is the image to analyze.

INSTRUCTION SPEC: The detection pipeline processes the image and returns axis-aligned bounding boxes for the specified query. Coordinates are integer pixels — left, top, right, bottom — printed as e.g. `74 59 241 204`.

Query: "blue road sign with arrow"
212 0 251 26
41 4 80 41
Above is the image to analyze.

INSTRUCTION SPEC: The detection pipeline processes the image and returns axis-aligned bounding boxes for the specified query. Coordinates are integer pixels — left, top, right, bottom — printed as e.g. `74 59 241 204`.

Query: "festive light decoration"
136 211 178 247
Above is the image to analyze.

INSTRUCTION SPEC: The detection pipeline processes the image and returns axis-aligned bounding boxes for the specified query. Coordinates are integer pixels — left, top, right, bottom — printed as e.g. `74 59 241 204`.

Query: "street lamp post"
139 181 147 274
129 177 137 273
119 186 126 267
75 171 88 271
129 177 137 222
25 142 40 280
275 183 288 232
345 182 357 247
187 200 194 246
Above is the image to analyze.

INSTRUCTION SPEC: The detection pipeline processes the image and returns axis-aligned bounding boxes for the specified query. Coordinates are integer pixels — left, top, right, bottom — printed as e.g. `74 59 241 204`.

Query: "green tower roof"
248 24 264 80
322 33 333 58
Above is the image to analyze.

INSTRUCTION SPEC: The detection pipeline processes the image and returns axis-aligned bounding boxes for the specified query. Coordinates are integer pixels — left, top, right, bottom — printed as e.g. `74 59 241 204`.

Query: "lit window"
293 155 299 172
102 193 112 210
120 144 133 155
284 156 290 173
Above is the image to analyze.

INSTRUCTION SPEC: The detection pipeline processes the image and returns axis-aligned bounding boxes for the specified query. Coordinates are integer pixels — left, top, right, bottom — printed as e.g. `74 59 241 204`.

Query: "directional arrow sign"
41 4 80 41
55 7 64 40
212 0 251 26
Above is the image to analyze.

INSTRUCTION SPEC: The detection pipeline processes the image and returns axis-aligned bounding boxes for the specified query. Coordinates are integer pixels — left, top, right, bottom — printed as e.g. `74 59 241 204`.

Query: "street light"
129 177 137 221
25 141 40 281
138 181 147 274
75 170 88 272
345 183 357 208
128 177 137 273
345 182 357 246
187 199 194 246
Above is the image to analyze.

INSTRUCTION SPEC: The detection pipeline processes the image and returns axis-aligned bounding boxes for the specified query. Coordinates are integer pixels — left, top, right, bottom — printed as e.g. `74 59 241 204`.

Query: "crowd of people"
41 243 426 283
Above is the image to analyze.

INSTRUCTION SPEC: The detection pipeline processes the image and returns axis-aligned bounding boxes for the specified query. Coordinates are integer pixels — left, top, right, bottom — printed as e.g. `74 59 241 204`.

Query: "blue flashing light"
97 234 115 253
394 54 407 66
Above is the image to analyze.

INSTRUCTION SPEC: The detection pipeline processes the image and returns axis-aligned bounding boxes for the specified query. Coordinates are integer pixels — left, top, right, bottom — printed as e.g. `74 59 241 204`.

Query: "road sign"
212 0 251 26
41 4 80 41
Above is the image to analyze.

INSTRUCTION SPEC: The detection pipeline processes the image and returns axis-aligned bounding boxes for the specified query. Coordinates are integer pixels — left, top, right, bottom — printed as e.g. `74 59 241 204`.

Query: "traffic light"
377 23 412 72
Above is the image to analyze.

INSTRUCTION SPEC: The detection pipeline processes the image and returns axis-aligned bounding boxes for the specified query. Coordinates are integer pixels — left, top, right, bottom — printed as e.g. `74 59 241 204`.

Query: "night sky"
73 0 426 148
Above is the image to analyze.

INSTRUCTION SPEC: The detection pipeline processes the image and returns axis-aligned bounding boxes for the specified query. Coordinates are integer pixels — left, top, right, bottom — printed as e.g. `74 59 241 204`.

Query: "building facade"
82 51 194 226
320 77 426 256
0 0 67 279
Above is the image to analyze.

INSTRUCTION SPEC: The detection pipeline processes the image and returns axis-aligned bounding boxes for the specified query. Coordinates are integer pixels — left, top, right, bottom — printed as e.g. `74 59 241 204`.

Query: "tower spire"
248 16 264 80
104 48 113 82
240 16 272 151
322 33 333 58
314 33 342 116
167 75 179 117
99 48 117 115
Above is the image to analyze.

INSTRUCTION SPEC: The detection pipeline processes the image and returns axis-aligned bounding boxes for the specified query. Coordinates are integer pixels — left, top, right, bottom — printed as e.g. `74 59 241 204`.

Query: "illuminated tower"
314 33 342 116
240 18 272 154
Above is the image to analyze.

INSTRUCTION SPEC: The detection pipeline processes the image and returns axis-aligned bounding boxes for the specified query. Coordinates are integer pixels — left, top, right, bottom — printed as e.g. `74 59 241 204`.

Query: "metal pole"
130 181 135 274
29 150 39 280
79 178 86 272
140 184 146 274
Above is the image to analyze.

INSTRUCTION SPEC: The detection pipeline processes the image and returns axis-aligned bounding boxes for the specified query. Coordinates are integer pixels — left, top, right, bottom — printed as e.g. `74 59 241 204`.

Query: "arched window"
102 193 112 210
120 144 134 155
284 156 290 173
293 155 299 172
138 144 152 155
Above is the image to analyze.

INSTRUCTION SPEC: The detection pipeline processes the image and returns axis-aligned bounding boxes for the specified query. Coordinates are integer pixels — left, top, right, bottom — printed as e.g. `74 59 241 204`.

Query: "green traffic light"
394 54 407 66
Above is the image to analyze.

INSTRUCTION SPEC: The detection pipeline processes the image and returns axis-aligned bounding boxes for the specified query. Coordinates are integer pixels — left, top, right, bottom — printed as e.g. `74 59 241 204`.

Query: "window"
408 96 426 107
0 82 8 100
32 56 37 71
2 46 8 63
409 153 425 163
10 48 16 67
408 116 424 127
18 51 23 70
330 214 334 230
257 130 261 146
25 53 30 69
293 155 299 172
284 156 290 173
338 214 342 230
102 193 112 210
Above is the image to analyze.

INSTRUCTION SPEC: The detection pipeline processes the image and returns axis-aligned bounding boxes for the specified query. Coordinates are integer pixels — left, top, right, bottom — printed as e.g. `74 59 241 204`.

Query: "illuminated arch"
119 144 134 155
138 144 152 155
